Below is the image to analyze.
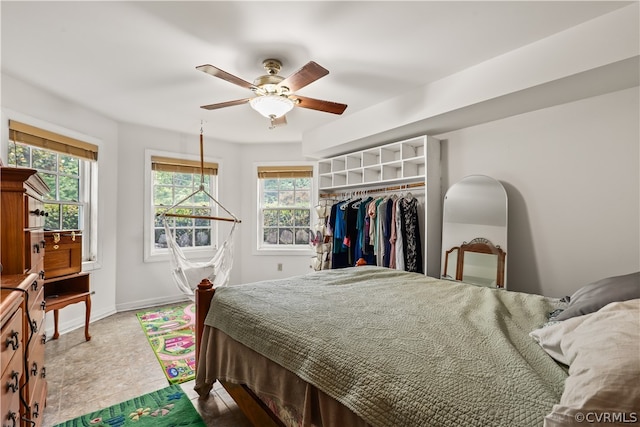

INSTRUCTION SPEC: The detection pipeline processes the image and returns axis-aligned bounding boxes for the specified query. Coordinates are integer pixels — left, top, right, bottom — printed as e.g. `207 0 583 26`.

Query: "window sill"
255 247 314 257
82 260 101 272
144 247 218 263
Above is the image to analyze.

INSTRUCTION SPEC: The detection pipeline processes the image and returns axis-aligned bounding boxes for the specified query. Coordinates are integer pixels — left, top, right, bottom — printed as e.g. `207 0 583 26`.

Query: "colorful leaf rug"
136 303 196 384
53 384 205 426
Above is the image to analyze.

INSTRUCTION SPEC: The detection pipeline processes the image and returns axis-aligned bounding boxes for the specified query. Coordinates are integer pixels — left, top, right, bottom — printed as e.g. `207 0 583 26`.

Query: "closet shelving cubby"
318 136 430 190
316 135 443 278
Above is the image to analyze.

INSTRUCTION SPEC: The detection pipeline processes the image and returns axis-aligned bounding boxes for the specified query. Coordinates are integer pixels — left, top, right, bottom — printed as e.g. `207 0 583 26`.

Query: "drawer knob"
31 281 38 291
30 320 38 334
32 402 40 418
5 331 19 350
31 362 38 376
41 366 47 379
6 370 19 393
41 301 46 311
3 411 17 427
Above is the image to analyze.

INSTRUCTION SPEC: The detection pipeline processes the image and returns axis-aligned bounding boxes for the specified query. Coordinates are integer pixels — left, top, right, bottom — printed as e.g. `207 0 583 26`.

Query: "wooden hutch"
0 167 49 427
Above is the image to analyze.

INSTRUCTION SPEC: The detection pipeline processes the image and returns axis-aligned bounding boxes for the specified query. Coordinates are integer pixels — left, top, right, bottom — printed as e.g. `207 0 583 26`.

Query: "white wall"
237 142 315 284
437 87 640 297
1 73 120 336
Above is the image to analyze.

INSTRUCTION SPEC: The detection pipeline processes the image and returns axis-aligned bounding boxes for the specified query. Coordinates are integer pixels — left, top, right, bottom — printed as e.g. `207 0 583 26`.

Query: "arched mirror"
441 175 508 288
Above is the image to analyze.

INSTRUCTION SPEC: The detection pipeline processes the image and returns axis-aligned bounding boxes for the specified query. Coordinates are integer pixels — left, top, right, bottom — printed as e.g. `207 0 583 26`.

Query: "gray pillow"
554 272 640 321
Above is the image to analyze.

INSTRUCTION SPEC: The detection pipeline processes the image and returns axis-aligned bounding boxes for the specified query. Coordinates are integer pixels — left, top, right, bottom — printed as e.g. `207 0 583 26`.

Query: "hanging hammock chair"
159 127 241 300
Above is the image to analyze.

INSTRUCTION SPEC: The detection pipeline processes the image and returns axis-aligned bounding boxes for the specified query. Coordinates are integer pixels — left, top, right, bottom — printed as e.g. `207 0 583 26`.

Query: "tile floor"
43 307 253 427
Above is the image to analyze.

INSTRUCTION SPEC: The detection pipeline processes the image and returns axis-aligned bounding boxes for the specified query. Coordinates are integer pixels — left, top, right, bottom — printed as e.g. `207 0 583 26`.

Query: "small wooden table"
44 271 92 341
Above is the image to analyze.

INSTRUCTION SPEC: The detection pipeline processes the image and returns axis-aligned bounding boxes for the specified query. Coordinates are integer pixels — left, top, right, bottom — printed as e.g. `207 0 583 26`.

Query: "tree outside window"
7 120 98 263
258 165 313 249
151 156 218 250
10 143 83 230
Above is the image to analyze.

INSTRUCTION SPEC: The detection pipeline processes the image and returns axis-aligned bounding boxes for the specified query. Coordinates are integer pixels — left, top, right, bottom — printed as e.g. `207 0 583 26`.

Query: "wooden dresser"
0 167 49 427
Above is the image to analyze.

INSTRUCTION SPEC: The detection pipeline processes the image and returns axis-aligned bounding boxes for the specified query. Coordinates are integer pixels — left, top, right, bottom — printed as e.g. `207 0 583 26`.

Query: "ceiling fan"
196 59 348 129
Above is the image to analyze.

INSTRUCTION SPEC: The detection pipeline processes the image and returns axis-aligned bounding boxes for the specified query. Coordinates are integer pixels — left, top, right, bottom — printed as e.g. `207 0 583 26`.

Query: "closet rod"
319 181 425 199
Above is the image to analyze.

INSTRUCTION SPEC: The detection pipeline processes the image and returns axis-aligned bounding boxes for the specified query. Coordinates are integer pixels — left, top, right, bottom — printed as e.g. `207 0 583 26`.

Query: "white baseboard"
43 295 190 340
116 295 190 313
44 305 116 340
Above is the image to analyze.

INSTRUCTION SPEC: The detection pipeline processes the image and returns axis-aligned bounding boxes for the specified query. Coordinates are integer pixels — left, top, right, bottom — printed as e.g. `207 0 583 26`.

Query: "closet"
314 135 441 277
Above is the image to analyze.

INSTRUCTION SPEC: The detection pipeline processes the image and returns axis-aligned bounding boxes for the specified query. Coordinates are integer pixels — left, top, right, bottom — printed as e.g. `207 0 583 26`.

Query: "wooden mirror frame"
458 238 506 288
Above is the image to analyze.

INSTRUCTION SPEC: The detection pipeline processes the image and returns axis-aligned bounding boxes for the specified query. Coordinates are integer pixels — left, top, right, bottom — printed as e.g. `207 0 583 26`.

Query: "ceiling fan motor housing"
253 74 288 94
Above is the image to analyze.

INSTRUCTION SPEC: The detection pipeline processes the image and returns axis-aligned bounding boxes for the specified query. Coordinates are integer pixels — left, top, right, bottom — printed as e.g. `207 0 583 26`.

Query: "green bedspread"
205 266 568 427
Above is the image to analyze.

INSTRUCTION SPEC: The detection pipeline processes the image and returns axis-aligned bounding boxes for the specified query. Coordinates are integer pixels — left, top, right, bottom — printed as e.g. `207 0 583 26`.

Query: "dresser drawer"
1 342 22 427
26 195 46 229
1 308 23 375
27 285 46 333
23 274 42 324
26 377 47 427
28 230 45 273
26 335 46 407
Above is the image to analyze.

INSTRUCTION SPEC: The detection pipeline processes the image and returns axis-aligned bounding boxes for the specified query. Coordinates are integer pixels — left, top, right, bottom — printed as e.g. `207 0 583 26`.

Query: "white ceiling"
1 1 631 144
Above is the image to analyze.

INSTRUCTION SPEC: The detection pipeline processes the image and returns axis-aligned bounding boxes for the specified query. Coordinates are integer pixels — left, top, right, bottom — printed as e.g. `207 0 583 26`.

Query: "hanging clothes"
398 195 423 273
321 189 423 272
335 198 359 267
389 197 398 269
381 195 394 267
395 200 405 271
355 196 373 263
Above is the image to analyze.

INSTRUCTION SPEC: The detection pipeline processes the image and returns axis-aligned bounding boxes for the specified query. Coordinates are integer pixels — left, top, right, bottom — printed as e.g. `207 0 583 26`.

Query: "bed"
193 266 640 427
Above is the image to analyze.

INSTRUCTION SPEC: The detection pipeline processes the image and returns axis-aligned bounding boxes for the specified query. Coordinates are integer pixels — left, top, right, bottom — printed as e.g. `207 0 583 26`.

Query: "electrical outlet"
277 263 283 271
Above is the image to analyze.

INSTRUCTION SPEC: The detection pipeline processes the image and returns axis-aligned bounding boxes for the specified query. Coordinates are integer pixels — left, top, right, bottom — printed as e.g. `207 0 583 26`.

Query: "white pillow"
532 299 640 426
529 315 587 366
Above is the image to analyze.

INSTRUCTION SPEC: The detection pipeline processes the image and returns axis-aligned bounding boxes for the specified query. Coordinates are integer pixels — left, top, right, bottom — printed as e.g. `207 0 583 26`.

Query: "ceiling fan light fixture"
249 95 294 118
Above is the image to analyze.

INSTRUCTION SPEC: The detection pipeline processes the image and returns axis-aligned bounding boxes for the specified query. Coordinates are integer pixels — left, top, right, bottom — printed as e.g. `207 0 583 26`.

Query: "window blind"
257 165 313 179
151 156 218 175
9 120 99 161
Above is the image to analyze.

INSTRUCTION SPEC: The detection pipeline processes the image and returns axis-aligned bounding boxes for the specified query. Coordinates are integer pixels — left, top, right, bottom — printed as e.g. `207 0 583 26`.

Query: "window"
257 164 313 251
7 120 98 262
151 155 219 253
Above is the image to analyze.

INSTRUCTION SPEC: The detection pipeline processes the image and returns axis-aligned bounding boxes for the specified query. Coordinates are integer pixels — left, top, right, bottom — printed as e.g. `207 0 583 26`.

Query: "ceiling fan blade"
196 64 257 91
200 98 251 110
269 115 287 129
278 61 329 92
293 96 348 115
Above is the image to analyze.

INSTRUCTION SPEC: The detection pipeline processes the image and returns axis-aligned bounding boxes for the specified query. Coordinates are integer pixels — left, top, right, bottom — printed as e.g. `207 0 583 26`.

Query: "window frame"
144 149 221 263
255 161 316 255
3 115 100 269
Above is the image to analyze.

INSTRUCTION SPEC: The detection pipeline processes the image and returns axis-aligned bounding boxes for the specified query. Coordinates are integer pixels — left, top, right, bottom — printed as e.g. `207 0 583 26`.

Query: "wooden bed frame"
194 278 284 427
